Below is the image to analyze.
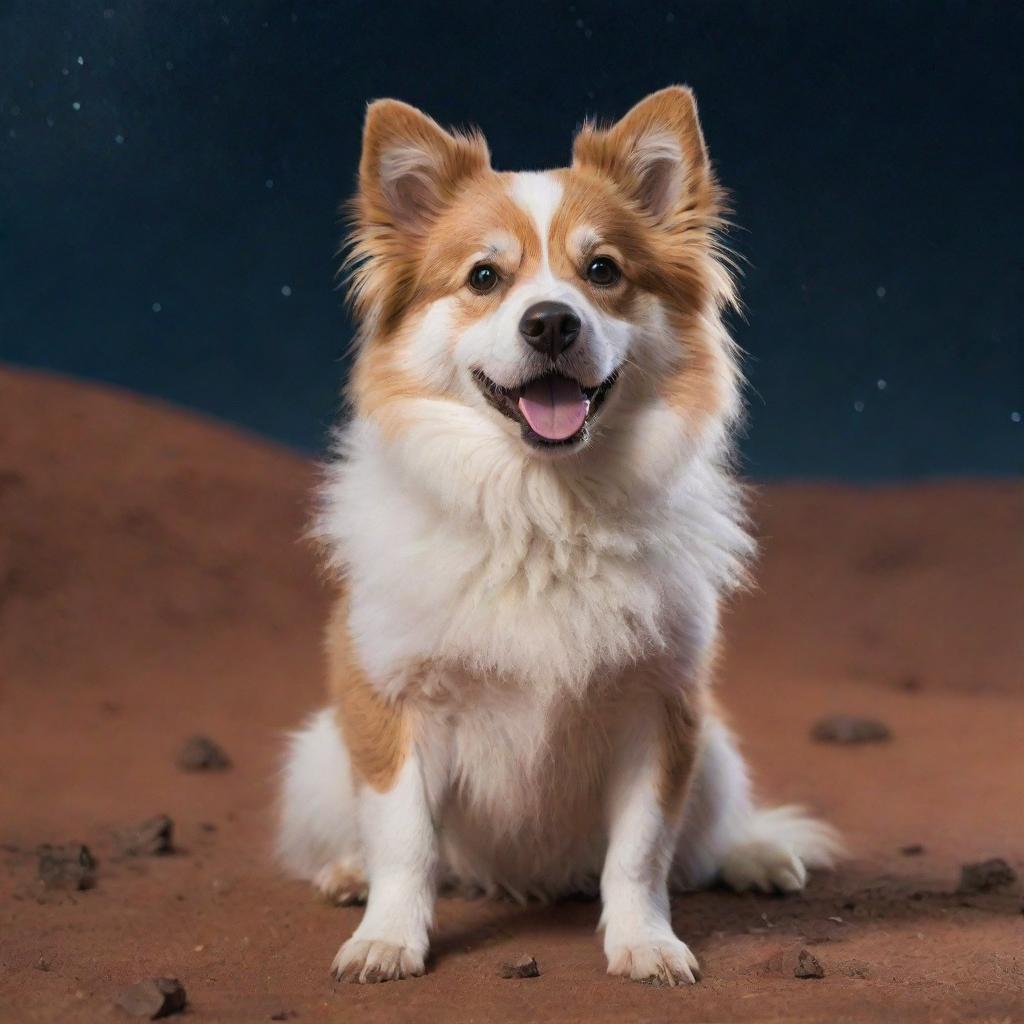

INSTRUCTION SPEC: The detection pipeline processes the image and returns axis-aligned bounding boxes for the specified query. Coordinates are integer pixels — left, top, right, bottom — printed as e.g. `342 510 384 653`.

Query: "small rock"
794 949 824 979
37 844 97 890
958 858 1018 893
176 735 231 771
900 843 925 856
500 955 540 979
35 956 50 971
812 714 891 745
269 1013 297 1022
115 977 187 1019
113 815 174 857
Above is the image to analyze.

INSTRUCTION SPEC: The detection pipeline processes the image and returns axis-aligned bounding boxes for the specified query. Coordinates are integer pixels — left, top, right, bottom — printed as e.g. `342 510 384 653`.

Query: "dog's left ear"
573 86 711 224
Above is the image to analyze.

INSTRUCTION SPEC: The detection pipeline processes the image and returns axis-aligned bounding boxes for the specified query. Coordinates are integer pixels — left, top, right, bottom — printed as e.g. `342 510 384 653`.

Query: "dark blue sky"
1 0 1021 479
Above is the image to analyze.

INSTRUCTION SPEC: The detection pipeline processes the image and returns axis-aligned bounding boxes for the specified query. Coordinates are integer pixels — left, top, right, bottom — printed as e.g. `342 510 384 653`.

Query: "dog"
277 86 839 986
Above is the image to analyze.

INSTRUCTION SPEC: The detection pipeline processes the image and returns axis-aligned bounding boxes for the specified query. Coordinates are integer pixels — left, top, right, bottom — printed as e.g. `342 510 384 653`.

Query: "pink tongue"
517 375 590 441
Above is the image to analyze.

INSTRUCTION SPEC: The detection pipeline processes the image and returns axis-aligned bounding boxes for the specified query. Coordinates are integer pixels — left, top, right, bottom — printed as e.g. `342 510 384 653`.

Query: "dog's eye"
586 256 621 287
468 264 499 294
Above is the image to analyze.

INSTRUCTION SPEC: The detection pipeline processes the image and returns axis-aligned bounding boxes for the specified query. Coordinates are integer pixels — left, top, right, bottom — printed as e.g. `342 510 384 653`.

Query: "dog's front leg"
331 748 439 983
600 687 702 986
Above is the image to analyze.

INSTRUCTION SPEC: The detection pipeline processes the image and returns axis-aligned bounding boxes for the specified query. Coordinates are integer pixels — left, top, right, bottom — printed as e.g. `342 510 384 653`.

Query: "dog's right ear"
358 99 491 239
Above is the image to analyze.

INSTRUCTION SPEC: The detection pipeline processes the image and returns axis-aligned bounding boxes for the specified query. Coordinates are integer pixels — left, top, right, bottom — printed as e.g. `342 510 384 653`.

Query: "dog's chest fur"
320 418 747 700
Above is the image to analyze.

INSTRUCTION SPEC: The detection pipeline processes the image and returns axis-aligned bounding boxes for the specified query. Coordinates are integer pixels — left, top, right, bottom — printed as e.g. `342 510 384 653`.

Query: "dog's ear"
573 86 711 224
358 99 491 237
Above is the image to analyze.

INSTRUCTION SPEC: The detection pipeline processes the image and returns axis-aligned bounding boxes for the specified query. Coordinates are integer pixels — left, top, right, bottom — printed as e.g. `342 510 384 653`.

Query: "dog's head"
344 87 739 463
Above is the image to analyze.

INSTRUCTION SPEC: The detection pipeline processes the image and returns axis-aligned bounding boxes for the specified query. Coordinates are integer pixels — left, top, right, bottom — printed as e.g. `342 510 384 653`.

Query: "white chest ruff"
317 418 747 703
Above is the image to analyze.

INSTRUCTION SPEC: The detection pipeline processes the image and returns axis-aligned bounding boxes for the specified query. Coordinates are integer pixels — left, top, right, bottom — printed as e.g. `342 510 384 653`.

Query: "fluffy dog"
278 86 838 986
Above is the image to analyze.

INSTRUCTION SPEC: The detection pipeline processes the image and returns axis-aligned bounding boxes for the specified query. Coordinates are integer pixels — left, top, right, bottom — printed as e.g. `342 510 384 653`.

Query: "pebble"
794 949 825 979
37 843 97 891
500 955 541 979
113 815 174 857
812 714 891 744
114 977 186 1019
176 735 231 771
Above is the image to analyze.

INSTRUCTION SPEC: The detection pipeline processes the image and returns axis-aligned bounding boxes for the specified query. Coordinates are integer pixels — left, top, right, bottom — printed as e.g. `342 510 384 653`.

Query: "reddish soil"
1 365 1022 1023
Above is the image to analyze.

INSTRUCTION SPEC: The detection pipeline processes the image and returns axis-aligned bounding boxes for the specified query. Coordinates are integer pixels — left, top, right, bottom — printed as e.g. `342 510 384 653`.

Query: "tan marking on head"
567 86 741 431
414 172 541 323
549 166 659 322
345 98 492 335
346 105 546 434
326 592 407 792
348 176 540 435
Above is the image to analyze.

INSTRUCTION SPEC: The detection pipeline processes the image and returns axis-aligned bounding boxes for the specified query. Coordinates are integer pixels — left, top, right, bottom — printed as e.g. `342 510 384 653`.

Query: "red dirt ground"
1 365 1021 1023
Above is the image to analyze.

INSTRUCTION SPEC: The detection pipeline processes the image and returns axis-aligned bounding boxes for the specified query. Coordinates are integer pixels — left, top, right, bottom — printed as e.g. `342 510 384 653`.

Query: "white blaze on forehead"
509 172 564 270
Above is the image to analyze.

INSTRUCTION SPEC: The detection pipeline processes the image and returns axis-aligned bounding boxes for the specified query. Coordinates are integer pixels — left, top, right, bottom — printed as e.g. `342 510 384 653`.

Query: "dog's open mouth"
472 368 620 448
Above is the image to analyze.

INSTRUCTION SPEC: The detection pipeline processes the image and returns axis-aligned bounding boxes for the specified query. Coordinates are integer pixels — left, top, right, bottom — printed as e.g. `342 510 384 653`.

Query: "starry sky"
1 0 1021 479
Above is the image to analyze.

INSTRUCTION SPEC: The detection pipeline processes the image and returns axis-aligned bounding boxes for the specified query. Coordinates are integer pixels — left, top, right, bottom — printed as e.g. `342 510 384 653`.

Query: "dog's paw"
719 839 807 894
331 938 426 983
314 860 368 906
606 937 701 986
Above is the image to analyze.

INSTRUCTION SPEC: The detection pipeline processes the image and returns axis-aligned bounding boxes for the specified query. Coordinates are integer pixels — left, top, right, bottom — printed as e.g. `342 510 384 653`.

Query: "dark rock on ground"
812 714 892 744
176 735 231 771
115 977 187 1019
37 843 97 890
500 955 541 979
113 815 174 857
958 858 1018 893
794 949 825 979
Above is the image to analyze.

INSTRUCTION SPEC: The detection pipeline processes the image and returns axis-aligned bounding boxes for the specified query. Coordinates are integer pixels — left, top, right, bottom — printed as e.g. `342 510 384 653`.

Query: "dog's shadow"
430 890 602 964
427 868 1023 969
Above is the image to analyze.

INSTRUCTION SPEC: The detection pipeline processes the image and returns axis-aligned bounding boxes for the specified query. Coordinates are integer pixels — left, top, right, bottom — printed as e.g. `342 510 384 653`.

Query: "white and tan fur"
277 87 839 986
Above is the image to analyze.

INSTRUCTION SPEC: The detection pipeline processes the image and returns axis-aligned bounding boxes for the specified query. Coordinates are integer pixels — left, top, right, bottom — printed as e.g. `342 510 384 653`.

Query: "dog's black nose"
518 301 581 359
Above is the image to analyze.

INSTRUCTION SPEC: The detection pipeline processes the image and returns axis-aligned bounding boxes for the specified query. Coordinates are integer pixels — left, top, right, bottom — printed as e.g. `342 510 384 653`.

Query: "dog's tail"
674 714 843 892
276 708 360 883
718 804 843 893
